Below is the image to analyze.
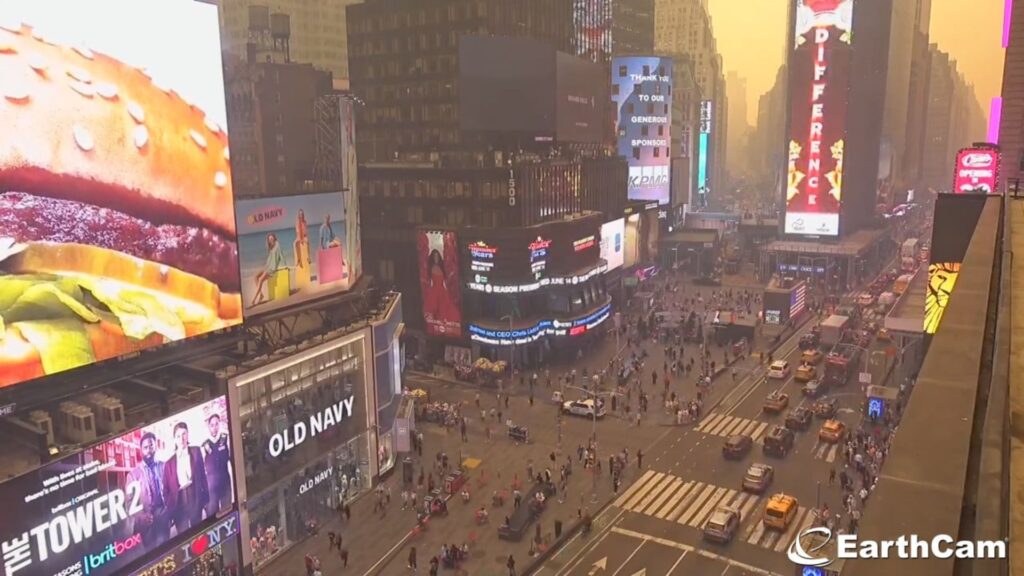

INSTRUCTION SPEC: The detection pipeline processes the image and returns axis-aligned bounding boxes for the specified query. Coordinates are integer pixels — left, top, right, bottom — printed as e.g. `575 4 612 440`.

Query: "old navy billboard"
784 0 855 237
0 397 235 576
953 146 1000 194
612 57 674 205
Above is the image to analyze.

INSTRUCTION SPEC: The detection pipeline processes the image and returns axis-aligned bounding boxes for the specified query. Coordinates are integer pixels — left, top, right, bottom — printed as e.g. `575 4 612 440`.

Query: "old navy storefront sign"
129 514 240 576
268 397 356 458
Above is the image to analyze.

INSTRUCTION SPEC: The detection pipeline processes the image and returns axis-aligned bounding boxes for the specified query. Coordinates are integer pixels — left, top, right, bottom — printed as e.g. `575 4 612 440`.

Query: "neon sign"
953 146 1000 194
467 263 607 293
574 235 596 252
468 304 612 345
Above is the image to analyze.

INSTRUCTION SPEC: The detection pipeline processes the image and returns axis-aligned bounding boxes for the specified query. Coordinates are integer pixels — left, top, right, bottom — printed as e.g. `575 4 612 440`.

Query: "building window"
379 259 395 282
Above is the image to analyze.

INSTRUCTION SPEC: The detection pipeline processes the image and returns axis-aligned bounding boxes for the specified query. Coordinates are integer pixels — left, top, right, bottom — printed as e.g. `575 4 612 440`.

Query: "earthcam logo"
787 526 1008 566
960 152 994 168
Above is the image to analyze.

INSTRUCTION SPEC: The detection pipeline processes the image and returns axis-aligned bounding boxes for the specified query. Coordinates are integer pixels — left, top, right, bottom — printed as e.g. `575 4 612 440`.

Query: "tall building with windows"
999 0 1024 189
218 0 362 88
612 0 656 55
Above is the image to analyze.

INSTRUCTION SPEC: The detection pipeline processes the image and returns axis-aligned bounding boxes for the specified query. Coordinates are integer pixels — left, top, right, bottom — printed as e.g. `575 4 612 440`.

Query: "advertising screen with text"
600 219 625 271
417 231 463 338
0 0 241 390
783 0 855 237
612 57 674 205
953 146 1000 194
0 397 234 576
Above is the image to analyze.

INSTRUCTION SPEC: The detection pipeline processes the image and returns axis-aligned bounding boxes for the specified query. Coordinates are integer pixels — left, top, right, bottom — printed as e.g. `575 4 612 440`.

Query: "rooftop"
764 228 885 256
884 267 926 333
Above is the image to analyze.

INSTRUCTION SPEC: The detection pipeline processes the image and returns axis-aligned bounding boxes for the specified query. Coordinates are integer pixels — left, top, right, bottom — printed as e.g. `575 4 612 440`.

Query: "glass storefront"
228 329 376 572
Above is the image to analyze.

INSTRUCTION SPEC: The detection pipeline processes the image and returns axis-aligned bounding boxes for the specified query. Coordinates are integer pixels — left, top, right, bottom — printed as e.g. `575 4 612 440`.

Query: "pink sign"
953 147 1000 194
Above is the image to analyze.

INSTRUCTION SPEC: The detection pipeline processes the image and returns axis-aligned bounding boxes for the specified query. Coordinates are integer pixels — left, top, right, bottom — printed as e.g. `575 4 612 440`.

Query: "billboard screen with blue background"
235 192 359 316
612 57 673 205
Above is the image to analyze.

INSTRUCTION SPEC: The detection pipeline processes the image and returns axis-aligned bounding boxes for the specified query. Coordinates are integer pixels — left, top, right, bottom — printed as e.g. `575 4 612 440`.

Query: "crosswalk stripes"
813 441 841 463
695 412 770 442
614 470 820 554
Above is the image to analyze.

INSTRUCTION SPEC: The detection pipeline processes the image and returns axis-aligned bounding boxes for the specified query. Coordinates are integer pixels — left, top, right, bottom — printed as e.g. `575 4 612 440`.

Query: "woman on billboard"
251 233 287 306
423 246 459 332
293 209 311 270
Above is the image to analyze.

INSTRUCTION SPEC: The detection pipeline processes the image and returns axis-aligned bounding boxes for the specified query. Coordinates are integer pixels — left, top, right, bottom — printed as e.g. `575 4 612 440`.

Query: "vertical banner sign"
698 101 712 197
925 195 988 334
417 231 463 338
952 146 1000 194
784 0 855 237
612 57 674 205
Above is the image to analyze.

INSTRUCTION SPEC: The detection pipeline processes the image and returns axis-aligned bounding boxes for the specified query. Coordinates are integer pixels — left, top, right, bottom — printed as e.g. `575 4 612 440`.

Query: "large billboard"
572 0 612 63
953 146 1000 194
783 0 855 237
0 397 235 576
600 219 625 271
612 57 674 205
555 52 605 144
925 194 987 334
459 36 555 135
417 231 463 338
0 0 241 389
235 191 357 316
698 101 712 196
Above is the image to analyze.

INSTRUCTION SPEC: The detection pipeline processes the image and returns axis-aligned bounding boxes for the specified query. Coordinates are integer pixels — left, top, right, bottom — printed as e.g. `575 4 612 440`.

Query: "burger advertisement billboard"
0 396 235 576
417 230 463 338
0 0 241 389
235 192 357 316
783 0 855 237
952 146 1000 194
611 57 674 205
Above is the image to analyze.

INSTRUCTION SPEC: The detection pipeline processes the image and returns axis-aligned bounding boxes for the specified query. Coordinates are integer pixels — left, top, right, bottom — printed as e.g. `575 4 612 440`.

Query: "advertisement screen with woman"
235 192 359 316
417 230 463 337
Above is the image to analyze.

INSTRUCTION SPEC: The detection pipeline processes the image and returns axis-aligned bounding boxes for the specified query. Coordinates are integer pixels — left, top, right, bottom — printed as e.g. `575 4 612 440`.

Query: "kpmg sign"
612 57 674 205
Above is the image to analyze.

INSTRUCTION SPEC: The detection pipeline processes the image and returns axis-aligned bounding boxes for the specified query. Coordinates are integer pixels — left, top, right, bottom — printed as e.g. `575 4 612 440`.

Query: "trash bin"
554 519 563 539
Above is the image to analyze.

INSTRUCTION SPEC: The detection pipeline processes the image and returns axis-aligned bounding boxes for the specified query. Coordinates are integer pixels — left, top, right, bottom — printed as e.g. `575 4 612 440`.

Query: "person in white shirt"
162 422 210 535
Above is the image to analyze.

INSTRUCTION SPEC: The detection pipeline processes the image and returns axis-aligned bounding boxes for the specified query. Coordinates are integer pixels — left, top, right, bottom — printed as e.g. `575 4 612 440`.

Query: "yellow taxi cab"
794 363 817 383
763 493 799 530
818 419 846 443
801 348 823 365
877 328 891 342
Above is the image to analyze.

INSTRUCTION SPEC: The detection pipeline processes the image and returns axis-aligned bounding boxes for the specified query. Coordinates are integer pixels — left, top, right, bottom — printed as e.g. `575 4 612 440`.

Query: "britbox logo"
83 533 142 574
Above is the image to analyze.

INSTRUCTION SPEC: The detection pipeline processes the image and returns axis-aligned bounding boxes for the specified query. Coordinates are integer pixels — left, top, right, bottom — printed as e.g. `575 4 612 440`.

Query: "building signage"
573 235 596 252
612 57 674 205
467 263 608 293
528 237 551 278
783 0 854 237
268 397 355 457
699 100 712 134
468 304 612 346
469 242 497 274
297 466 334 496
507 169 517 206
129 513 240 576
952 146 1000 194
0 397 234 576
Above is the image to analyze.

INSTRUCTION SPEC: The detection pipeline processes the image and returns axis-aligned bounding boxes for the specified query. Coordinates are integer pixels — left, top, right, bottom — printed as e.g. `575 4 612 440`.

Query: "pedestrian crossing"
613 470 820 553
694 413 770 441
693 412 844 463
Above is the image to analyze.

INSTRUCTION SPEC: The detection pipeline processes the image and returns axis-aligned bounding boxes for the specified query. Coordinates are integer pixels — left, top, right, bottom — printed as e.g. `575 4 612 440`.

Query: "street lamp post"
501 314 514 386
564 384 617 504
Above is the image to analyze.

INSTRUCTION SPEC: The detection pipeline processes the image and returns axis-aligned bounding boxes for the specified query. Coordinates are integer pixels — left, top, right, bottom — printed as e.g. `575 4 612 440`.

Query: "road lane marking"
688 487 730 528
739 492 761 522
751 422 769 441
720 417 745 436
643 477 682 515
608 526 785 576
609 540 646 576
745 515 766 544
665 551 688 576
655 481 693 518
622 471 662 510
676 483 714 524
783 507 819 553
667 482 705 521
613 469 655 507
632 474 674 513
739 420 760 436
825 444 839 463
696 413 721 432
776 507 812 552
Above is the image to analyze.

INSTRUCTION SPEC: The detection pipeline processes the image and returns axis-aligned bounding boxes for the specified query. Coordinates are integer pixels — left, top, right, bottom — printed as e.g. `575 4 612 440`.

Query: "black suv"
785 407 812 431
762 425 795 457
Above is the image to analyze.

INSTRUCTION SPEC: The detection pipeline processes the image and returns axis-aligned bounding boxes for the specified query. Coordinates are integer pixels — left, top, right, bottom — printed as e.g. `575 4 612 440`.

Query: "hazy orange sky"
707 0 1006 126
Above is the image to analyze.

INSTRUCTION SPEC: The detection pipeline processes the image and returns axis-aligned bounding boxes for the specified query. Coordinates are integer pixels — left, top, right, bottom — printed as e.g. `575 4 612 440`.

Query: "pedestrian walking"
828 467 836 486
408 547 417 570
340 547 349 568
637 449 643 469
507 554 517 576
460 419 467 442
475 392 481 409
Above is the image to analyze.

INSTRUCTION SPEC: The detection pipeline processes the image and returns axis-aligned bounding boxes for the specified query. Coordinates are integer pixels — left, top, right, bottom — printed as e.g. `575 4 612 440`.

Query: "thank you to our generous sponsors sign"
612 56 674 205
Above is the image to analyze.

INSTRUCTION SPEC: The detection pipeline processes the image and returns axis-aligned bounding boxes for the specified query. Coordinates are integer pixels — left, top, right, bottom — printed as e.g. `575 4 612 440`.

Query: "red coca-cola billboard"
952 146 1000 194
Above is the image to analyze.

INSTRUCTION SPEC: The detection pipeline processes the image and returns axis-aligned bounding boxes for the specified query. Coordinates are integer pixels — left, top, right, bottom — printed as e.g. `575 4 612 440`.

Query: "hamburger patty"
0 192 240 292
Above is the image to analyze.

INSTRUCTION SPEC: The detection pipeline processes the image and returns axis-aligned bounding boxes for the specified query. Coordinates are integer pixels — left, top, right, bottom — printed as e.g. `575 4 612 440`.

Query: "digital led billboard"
698 100 712 196
925 194 987 334
555 52 605 144
600 219 625 271
417 231 463 338
459 36 555 135
0 397 234 576
783 0 855 237
572 0 613 63
953 146 1000 194
612 57 674 205
235 192 358 316
0 0 240 389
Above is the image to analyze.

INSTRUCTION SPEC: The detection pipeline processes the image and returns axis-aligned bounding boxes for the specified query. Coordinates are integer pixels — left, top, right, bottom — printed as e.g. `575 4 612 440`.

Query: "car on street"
801 348 823 365
562 399 606 418
794 363 817 382
812 398 839 419
722 434 753 459
784 406 812 431
767 360 790 379
802 378 826 398
799 332 820 351
762 425 795 457
818 419 846 443
742 463 774 494
763 493 799 530
763 391 789 413
703 506 741 543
